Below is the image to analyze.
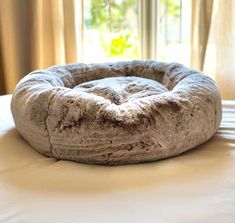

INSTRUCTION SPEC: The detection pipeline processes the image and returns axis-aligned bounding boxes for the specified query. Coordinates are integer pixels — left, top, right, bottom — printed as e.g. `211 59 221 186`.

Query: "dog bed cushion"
11 61 222 165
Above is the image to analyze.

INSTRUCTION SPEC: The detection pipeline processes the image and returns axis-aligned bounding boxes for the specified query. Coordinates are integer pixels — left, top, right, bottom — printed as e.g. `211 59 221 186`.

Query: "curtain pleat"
190 0 214 71
63 0 79 63
0 32 6 94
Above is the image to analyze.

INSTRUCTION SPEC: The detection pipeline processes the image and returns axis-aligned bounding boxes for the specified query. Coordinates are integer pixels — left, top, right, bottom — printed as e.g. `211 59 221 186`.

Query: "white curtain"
191 0 235 99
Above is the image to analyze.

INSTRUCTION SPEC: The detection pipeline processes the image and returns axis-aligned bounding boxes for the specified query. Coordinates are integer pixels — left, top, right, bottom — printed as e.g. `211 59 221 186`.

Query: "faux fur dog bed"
11 61 222 165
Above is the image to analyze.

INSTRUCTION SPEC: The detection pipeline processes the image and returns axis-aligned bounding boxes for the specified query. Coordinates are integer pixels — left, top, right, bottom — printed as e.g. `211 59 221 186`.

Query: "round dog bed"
11 61 222 165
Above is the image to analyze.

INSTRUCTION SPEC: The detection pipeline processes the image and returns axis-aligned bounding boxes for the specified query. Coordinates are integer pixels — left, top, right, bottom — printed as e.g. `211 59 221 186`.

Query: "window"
158 0 191 65
75 0 192 66
82 0 140 63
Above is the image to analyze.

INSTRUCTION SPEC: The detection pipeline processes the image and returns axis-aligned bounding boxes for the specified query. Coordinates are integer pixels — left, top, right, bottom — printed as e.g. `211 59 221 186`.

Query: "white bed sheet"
0 95 235 223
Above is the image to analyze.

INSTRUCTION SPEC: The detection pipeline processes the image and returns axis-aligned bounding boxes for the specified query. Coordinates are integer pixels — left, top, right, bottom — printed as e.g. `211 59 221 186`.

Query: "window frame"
139 0 158 60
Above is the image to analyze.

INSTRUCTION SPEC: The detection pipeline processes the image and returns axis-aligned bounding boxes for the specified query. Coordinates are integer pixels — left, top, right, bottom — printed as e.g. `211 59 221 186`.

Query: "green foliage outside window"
86 0 180 59
85 0 138 58
163 0 181 18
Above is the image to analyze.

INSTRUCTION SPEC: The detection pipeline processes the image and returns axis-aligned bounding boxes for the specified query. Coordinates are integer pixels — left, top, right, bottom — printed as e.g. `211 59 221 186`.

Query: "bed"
0 94 235 223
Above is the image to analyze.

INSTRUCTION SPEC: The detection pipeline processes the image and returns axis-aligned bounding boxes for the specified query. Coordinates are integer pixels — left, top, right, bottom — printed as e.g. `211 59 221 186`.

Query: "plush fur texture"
11 61 222 165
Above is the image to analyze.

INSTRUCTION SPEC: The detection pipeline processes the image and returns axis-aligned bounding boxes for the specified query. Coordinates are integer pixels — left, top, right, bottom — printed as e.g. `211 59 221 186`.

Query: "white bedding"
0 95 235 223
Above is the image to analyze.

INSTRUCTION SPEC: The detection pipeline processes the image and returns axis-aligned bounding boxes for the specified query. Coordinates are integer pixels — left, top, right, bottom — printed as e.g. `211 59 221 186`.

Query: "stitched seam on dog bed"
45 92 58 156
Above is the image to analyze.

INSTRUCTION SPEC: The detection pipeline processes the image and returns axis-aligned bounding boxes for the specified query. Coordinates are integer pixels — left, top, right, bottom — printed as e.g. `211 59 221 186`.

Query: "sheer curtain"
0 0 80 94
191 0 235 99
191 0 214 71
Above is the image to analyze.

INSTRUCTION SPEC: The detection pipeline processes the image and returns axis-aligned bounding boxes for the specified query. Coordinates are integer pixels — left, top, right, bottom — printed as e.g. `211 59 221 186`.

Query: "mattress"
0 94 234 223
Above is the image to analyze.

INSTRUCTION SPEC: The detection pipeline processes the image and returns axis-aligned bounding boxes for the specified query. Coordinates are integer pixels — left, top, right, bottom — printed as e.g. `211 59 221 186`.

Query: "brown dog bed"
11 60 222 165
